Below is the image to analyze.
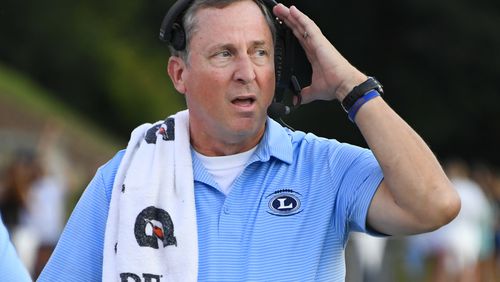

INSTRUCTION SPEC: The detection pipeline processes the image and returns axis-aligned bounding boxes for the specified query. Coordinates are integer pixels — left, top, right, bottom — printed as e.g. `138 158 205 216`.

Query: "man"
39 0 460 280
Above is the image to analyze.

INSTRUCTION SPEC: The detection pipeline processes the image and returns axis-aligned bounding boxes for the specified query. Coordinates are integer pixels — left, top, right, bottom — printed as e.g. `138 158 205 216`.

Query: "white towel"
103 110 198 282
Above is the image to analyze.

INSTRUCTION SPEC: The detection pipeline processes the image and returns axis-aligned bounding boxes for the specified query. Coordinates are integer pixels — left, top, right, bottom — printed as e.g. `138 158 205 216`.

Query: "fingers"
273 4 318 43
272 5 303 39
289 5 318 37
272 3 347 103
272 4 322 67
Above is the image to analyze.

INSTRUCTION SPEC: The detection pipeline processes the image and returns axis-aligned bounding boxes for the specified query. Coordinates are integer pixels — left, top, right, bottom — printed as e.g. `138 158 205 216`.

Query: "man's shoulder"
286 129 341 151
97 150 126 198
267 118 339 148
99 150 125 175
281 127 373 169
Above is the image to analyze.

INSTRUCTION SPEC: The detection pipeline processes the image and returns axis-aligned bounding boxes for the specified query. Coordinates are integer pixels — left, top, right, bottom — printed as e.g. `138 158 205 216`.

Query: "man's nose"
233 54 256 84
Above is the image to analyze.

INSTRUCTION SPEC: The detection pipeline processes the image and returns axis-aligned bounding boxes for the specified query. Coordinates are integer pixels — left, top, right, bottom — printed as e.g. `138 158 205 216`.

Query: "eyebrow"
252 40 268 47
209 40 270 51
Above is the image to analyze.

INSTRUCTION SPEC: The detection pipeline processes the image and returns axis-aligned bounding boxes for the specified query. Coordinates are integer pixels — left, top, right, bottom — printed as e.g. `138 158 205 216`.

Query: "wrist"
340 76 384 122
335 72 367 101
347 90 381 122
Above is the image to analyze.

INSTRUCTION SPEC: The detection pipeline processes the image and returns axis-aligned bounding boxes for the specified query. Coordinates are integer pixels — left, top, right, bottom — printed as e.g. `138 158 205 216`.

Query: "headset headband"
159 0 279 51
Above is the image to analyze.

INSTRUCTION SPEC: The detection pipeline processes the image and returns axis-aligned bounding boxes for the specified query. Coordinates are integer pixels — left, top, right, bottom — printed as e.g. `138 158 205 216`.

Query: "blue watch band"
347 89 381 122
341 77 383 112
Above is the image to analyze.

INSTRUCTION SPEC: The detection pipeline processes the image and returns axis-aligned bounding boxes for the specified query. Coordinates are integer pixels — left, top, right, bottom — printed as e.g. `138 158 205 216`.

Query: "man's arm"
273 4 460 235
355 97 460 235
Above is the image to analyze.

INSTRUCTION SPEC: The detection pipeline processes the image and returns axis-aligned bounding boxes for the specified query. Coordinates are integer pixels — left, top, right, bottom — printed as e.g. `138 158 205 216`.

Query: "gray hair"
169 0 277 63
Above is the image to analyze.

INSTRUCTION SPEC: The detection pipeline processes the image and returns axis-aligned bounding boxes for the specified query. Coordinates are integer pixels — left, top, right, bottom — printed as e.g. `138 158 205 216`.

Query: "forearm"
354 96 460 233
272 2 460 234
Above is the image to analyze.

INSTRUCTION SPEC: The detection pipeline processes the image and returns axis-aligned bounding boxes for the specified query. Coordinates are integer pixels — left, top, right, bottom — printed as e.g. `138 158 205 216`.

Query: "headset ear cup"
171 23 187 51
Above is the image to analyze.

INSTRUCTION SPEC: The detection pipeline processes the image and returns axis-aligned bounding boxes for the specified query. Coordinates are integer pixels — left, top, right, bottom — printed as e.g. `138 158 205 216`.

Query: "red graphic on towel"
134 206 177 249
145 118 175 144
146 219 165 241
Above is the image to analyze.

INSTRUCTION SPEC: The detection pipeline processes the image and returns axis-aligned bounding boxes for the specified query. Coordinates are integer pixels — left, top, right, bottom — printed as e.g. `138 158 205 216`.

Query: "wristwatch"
341 77 383 112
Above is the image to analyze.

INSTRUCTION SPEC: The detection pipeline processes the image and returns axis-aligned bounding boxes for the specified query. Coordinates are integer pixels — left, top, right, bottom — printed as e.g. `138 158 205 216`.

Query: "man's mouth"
231 97 256 107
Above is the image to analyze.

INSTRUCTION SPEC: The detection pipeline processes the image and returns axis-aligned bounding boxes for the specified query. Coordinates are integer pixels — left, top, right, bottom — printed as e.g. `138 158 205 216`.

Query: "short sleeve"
331 144 384 243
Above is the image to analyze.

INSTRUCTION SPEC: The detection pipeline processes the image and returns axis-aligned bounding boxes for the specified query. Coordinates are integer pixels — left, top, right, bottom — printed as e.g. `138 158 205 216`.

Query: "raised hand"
272 4 367 104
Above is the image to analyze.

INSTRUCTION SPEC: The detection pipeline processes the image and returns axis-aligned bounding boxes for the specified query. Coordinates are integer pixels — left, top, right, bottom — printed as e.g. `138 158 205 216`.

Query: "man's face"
178 0 275 152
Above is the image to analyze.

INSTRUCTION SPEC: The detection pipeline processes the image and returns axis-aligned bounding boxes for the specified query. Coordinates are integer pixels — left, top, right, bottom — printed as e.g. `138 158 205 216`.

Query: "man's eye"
255 49 268 57
216 50 232 57
209 49 233 67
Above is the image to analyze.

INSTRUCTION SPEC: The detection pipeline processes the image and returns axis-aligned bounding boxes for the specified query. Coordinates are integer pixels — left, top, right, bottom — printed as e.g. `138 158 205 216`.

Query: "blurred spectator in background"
0 212 32 281
27 122 68 278
495 172 500 279
0 150 37 231
405 229 442 282
25 155 66 278
494 172 500 279
471 162 498 281
405 158 493 282
350 232 388 282
442 159 494 282
0 150 39 277
0 124 68 279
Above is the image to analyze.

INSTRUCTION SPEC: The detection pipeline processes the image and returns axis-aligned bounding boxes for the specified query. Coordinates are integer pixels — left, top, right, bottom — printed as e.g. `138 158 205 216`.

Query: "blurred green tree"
0 0 184 138
1 0 499 165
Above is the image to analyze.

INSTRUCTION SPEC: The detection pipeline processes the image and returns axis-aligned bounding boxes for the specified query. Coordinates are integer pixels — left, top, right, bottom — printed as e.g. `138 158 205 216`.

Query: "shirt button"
224 206 230 214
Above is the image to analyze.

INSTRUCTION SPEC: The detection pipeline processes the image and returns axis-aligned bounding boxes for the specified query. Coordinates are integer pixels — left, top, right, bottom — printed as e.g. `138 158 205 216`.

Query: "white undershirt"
193 146 257 195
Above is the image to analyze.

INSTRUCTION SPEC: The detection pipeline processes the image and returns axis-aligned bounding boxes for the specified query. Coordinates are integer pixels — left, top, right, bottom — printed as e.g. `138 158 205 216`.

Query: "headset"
159 0 304 120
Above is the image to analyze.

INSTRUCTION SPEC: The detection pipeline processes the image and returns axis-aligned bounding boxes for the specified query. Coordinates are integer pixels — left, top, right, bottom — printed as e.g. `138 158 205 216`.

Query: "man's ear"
167 56 187 94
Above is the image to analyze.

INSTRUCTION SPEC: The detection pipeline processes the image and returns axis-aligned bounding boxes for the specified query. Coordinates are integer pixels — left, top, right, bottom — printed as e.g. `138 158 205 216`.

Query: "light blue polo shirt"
0 215 32 282
39 118 383 281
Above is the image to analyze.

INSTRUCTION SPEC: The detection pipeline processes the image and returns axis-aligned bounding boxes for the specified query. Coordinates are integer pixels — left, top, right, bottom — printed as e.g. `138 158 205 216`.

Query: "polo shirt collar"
192 117 294 184
252 117 293 165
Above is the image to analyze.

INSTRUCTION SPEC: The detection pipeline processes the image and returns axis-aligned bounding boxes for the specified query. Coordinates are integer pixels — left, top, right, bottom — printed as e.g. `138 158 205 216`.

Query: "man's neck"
189 127 265 156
